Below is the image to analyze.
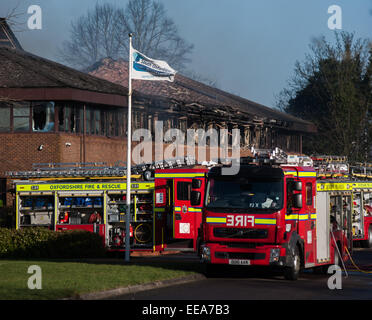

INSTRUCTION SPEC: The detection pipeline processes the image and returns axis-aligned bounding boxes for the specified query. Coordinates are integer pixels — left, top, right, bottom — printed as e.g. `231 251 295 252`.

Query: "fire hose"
331 231 348 277
344 246 372 274
331 231 372 274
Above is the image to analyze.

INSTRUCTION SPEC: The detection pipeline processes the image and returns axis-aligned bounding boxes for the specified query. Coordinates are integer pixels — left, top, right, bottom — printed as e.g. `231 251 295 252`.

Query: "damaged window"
57 103 82 133
32 101 55 132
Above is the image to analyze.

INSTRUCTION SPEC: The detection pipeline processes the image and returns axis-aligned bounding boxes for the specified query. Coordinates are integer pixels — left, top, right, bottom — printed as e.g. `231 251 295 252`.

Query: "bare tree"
115 0 193 71
0 0 28 32
59 3 122 70
60 0 193 71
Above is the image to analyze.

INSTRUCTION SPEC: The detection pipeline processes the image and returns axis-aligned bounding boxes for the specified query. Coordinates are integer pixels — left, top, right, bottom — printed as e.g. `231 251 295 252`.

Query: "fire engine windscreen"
205 176 283 212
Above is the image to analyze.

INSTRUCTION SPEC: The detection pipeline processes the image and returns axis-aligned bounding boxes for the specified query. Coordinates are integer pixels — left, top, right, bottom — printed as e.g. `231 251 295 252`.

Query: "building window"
95 110 100 135
32 101 55 132
64 106 72 132
83 107 89 134
13 105 30 132
76 108 83 133
0 106 10 132
55 103 128 138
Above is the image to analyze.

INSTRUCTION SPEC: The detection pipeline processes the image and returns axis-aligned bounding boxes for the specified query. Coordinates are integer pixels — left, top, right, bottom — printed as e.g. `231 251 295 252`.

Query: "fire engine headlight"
201 246 211 262
269 248 280 263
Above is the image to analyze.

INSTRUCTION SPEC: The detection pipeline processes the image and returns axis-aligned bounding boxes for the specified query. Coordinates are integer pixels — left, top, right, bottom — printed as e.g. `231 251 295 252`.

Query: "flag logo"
131 46 176 82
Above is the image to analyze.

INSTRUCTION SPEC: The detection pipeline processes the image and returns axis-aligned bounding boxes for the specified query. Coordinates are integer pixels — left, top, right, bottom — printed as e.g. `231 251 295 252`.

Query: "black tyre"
362 226 372 248
284 245 301 280
203 263 221 278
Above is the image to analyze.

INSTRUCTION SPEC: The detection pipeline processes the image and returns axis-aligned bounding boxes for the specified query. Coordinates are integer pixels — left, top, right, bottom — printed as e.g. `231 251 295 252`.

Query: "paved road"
110 248 372 300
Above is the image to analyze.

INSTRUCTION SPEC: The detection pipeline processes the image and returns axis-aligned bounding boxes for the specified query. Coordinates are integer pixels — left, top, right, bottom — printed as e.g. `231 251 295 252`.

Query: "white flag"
130 45 176 82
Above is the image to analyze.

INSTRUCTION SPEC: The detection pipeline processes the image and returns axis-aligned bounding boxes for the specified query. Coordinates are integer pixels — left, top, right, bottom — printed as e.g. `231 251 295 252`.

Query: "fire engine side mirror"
294 194 303 208
293 181 302 191
191 191 201 206
192 178 202 189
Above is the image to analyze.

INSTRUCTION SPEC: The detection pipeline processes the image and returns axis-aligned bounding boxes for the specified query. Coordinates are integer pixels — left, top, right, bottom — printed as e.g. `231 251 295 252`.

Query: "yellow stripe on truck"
206 217 227 224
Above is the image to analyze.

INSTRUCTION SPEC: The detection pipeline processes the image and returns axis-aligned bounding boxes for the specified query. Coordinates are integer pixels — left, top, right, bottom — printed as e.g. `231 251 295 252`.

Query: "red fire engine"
191 150 353 280
312 156 372 248
10 158 210 254
10 150 359 281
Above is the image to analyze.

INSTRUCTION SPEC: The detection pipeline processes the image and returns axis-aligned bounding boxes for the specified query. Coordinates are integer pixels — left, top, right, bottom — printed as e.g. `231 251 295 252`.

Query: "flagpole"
125 33 133 262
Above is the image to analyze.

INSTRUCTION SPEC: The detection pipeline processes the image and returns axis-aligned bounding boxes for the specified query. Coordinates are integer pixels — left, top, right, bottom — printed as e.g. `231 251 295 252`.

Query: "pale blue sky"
1 0 371 108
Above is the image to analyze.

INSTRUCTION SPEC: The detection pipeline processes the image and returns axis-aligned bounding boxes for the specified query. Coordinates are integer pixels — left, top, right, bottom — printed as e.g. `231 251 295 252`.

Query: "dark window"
85 108 91 134
95 110 100 135
306 182 313 206
177 181 192 201
100 110 106 136
286 180 294 209
107 111 114 136
69 106 76 133
114 111 119 136
76 108 83 133
90 109 95 135
13 106 30 132
118 110 124 137
0 107 10 132
64 106 71 132
58 105 64 131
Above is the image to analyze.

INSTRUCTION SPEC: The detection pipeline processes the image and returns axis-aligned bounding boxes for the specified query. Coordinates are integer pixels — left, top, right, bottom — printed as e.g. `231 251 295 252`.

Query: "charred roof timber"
89 59 317 135
0 18 23 50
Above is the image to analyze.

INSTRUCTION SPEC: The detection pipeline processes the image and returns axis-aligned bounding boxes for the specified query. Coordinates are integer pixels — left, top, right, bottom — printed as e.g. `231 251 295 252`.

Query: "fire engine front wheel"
203 263 222 278
284 246 301 280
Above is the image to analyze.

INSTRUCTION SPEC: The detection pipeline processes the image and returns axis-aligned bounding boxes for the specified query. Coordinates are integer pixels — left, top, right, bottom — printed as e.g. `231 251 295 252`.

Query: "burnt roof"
0 46 128 97
90 58 316 133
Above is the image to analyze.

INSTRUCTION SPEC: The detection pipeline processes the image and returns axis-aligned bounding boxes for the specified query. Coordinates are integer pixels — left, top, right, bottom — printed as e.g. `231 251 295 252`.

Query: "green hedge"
0 207 15 228
0 227 106 259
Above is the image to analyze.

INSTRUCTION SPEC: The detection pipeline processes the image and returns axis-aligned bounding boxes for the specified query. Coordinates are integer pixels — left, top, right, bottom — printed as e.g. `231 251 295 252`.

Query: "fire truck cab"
194 162 352 280
153 168 208 252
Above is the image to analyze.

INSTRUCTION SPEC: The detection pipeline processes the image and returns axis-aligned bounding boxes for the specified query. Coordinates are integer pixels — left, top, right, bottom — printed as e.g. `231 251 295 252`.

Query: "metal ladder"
6 156 198 180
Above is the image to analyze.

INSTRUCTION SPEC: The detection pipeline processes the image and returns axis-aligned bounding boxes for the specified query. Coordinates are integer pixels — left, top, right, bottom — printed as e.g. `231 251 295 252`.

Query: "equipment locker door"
316 192 330 262
303 181 316 266
173 178 194 239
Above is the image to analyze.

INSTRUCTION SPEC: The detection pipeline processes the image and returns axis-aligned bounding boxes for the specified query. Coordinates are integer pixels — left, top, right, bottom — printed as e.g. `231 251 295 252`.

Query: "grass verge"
0 258 202 300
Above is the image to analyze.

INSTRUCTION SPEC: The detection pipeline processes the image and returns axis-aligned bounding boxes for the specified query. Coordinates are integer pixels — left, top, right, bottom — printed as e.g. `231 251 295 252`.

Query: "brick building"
0 19 316 207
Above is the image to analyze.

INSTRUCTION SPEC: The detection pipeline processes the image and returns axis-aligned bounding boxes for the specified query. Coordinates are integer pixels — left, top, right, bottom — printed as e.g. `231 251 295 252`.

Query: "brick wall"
1 132 251 206
0 132 254 172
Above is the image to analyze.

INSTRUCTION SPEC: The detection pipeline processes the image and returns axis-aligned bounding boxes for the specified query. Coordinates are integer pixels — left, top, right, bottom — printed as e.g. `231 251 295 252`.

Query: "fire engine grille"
215 252 266 260
213 228 268 239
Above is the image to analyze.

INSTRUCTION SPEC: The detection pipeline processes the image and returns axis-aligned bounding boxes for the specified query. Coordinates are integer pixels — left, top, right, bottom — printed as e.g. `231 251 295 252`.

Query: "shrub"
0 207 15 228
0 227 106 259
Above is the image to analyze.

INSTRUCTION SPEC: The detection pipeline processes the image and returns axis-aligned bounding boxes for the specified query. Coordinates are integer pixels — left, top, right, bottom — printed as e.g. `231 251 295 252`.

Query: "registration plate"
229 259 251 265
